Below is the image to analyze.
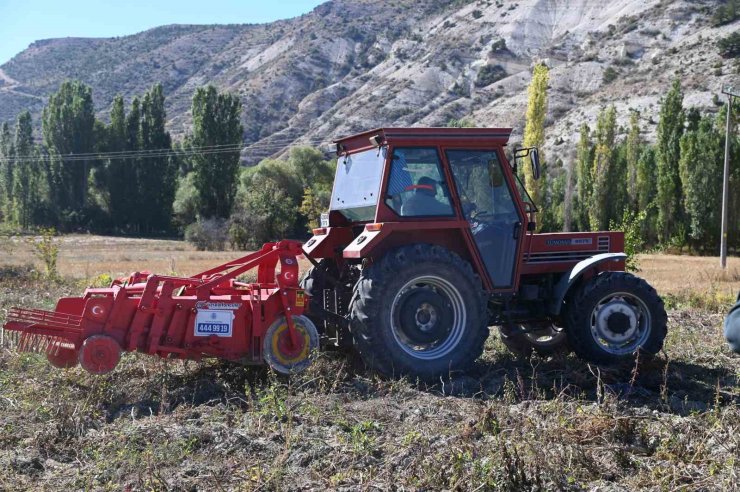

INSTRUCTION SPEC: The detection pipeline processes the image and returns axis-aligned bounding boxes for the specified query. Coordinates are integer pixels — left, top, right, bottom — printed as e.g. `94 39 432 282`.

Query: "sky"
0 0 326 65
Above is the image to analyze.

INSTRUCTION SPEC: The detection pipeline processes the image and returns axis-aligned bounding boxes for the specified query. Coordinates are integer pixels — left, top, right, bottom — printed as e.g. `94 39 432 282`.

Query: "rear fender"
548 253 627 316
303 227 354 260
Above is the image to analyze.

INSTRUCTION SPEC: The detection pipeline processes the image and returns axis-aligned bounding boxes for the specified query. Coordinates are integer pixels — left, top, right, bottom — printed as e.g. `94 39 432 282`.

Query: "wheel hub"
594 299 638 344
390 275 466 359
415 303 438 331
398 290 452 344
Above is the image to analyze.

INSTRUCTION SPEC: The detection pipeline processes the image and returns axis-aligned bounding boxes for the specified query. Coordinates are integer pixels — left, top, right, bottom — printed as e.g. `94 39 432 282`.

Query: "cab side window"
385 147 454 217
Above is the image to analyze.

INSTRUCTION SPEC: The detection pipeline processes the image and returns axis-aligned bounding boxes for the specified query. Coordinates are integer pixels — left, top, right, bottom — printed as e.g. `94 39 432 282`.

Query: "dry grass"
2 235 739 300
637 253 740 298
0 235 241 279
0 236 738 490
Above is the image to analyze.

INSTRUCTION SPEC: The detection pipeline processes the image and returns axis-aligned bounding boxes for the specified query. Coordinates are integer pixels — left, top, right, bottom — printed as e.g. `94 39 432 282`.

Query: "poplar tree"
563 159 575 232
636 147 658 244
589 105 617 231
574 123 593 231
655 80 685 243
125 97 142 228
139 84 175 232
625 110 642 213
12 111 36 228
679 115 723 250
0 123 13 222
190 85 243 219
105 94 136 228
42 80 96 218
522 63 549 206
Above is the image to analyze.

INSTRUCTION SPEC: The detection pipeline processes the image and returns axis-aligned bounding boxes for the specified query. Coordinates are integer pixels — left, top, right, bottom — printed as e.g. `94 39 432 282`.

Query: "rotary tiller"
2 240 319 375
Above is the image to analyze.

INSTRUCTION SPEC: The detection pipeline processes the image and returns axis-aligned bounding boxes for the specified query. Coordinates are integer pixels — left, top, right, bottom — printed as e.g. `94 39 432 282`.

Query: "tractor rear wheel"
350 244 488 380
565 272 667 365
300 259 335 329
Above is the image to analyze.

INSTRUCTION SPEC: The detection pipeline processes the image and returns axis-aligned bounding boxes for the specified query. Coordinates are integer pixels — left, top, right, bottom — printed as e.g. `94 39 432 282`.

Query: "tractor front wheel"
350 244 488 380
565 272 667 365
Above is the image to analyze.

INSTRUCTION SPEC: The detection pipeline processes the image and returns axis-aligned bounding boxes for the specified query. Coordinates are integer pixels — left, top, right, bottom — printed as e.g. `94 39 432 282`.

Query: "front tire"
565 272 667 365
350 244 488 380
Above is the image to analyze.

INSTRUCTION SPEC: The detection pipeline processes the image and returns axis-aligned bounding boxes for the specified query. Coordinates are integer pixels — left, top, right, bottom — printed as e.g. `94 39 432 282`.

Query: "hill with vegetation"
1 0 737 162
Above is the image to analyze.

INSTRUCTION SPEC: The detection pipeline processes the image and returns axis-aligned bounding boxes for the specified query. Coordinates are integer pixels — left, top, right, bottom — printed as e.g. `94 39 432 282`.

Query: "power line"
0 137 335 164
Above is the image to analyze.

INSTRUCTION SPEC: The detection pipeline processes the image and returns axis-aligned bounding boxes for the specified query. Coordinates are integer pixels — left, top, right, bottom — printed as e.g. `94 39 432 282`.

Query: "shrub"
602 66 619 84
717 31 740 58
472 10 483 19
185 217 229 251
475 64 507 87
490 38 507 53
712 0 740 26
28 228 59 280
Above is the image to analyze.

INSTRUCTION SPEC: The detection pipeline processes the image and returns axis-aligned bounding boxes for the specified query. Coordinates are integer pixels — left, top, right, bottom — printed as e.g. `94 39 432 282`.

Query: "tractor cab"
305 127 536 292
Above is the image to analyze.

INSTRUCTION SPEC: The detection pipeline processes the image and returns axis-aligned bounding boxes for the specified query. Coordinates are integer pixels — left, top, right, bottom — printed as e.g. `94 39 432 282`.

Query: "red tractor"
301 127 667 379
3 127 667 380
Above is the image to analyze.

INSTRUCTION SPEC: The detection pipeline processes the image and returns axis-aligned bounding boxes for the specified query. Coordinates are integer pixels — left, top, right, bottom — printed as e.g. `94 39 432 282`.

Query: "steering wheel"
404 184 435 192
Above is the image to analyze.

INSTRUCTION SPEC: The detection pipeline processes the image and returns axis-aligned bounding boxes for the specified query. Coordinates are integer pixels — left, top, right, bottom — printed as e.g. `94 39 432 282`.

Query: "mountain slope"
0 0 734 163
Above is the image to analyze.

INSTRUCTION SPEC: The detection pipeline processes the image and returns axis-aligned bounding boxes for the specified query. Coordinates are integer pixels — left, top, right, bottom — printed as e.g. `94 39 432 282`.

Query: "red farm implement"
2 240 318 375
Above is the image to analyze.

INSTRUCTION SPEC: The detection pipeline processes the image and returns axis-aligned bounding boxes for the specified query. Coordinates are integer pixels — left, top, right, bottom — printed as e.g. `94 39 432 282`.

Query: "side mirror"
530 148 541 180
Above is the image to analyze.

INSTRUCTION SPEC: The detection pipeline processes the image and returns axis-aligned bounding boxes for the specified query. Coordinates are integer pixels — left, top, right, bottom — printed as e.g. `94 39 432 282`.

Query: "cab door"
446 149 524 289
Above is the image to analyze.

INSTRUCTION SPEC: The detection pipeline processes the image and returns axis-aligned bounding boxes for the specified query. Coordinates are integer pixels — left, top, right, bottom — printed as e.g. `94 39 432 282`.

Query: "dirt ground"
0 236 738 490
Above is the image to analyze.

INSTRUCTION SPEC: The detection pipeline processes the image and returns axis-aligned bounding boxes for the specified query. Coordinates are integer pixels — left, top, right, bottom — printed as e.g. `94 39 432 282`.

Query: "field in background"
2 234 739 300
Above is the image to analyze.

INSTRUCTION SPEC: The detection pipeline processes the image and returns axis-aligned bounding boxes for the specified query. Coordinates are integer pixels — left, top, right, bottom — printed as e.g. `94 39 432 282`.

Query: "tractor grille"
524 236 610 263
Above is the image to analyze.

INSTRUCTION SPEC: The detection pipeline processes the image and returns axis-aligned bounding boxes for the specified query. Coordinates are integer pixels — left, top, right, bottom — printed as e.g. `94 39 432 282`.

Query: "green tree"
0 122 13 223
540 159 565 232
105 95 134 226
42 80 96 220
190 85 243 219
636 146 658 244
655 80 685 243
589 105 617 231
11 111 37 228
138 84 176 232
229 147 335 245
574 123 593 231
625 110 642 213
522 63 549 207
678 116 723 250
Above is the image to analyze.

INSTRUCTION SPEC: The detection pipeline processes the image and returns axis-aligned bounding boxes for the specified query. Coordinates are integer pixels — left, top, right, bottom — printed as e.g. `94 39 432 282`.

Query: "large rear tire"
349 244 488 380
565 272 667 365
299 259 335 329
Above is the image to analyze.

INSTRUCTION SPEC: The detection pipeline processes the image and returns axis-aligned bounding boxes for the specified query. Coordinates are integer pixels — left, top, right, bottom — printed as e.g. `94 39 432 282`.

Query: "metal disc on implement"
47 345 79 369
263 315 319 375
78 335 121 375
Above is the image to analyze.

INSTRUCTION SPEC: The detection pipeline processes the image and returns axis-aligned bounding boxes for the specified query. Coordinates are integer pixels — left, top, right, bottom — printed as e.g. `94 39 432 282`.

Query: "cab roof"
334 127 513 155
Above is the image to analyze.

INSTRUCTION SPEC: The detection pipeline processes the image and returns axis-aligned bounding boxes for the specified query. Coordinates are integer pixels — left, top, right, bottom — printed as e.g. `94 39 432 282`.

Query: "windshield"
513 173 537 212
330 147 386 221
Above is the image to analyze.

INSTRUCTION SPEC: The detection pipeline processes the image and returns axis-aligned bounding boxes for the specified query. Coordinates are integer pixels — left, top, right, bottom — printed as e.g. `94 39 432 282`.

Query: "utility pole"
721 87 739 269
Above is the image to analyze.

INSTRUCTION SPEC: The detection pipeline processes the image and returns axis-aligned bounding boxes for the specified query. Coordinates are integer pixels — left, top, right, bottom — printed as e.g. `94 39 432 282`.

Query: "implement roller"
2 240 319 375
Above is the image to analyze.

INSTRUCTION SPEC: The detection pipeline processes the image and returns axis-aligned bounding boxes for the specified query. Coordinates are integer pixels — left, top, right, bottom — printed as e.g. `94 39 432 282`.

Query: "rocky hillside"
0 0 735 163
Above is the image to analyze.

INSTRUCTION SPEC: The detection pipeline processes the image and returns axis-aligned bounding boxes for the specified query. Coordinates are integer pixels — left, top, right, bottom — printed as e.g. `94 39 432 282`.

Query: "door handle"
513 222 521 239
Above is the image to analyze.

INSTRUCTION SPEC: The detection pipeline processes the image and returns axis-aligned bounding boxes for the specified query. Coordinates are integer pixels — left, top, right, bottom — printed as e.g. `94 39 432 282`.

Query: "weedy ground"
0 243 738 491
